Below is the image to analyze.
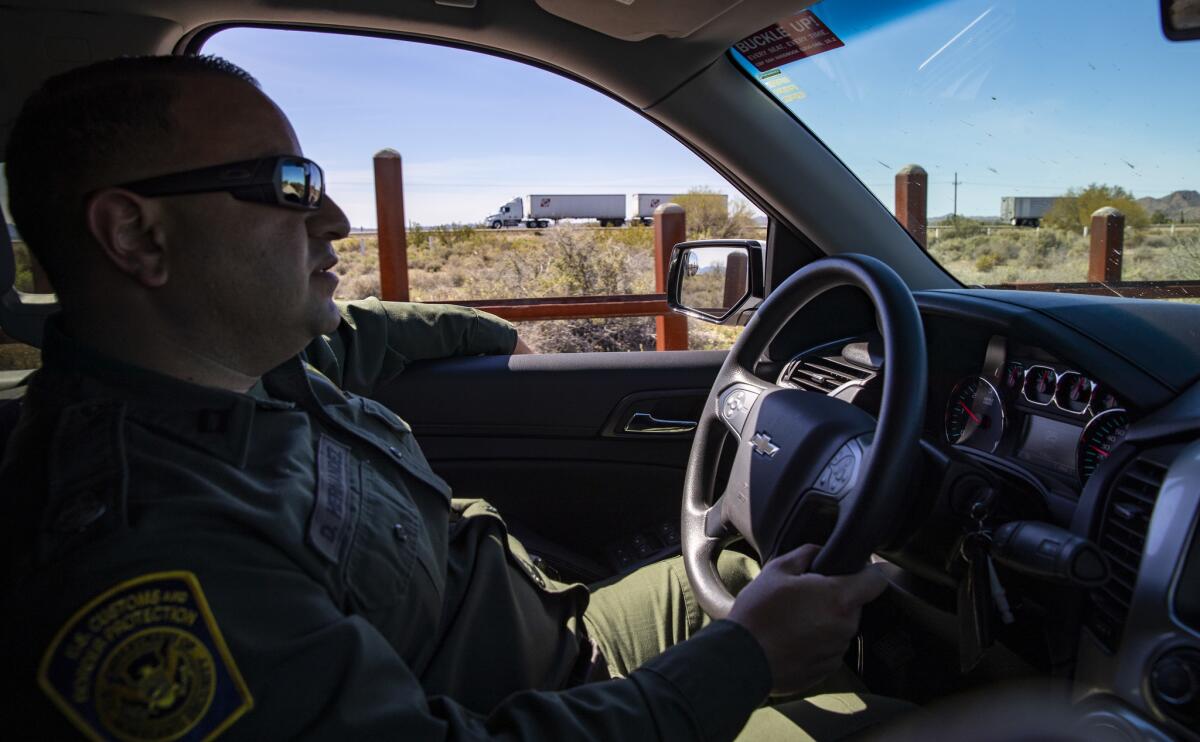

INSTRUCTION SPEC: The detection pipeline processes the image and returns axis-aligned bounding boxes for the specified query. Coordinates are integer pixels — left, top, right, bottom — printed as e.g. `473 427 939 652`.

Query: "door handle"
624 412 697 434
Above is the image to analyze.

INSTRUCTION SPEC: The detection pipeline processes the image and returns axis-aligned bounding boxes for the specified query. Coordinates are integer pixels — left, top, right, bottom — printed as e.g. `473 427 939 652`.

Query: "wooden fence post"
723 251 749 310
653 203 689 351
373 149 410 301
1088 206 1124 283
895 164 928 248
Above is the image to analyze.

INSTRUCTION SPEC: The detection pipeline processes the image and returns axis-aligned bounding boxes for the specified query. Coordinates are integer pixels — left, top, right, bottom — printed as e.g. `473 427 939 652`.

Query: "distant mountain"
1137 190 1200 222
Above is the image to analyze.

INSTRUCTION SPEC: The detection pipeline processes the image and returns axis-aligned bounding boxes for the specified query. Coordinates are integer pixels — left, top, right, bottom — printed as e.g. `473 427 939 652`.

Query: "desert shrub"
941 215 985 238
674 187 758 240
974 250 1002 272
10 240 36 293
1162 232 1200 280
1042 184 1149 230
687 319 743 351
522 317 656 354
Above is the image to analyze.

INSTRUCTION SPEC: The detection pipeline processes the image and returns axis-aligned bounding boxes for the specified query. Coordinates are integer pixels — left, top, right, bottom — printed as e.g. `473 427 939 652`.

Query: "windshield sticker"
734 9 844 72
761 73 807 103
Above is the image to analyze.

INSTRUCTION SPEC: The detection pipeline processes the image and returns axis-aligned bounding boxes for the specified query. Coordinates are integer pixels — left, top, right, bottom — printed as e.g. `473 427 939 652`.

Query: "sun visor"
534 0 746 41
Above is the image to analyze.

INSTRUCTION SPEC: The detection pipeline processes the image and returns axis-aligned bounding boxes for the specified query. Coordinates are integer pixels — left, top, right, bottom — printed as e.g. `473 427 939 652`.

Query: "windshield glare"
733 0 1200 298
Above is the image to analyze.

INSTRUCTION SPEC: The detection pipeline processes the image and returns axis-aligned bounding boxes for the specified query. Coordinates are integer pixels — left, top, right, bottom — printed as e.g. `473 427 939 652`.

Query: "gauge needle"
1090 445 1109 458
959 401 982 425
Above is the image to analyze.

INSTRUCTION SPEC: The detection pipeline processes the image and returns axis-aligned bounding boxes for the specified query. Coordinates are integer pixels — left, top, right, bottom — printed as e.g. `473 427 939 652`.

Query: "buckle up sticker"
734 9 844 72
308 434 353 563
39 571 253 741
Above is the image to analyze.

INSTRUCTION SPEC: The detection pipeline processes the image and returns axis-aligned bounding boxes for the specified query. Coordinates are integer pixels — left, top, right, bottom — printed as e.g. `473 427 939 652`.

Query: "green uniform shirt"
0 300 771 741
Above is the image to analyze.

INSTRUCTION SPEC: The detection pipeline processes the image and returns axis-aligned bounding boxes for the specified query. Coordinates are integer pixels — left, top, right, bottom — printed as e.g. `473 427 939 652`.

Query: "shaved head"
5 55 261 298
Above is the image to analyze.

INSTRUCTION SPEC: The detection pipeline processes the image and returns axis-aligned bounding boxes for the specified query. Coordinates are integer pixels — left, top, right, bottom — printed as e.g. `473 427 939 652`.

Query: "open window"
201 27 764 352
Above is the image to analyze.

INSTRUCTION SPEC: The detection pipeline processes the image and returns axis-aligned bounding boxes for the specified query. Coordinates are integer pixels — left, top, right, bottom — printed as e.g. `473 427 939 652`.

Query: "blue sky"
205 30 744 228
737 0 1200 217
201 0 1198 226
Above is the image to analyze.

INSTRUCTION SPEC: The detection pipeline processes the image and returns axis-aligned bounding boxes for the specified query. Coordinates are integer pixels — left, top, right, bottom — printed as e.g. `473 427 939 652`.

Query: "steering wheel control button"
750 431 779 458
814 439 865 497
718 385 760 435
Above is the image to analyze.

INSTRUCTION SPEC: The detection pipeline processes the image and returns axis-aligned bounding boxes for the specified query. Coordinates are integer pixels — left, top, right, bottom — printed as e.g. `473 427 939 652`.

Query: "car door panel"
372 350 725 574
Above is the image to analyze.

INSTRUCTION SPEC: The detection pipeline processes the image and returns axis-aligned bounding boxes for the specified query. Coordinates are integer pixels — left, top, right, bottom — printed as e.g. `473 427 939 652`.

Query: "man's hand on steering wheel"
728 544 888 695
681 254 926 690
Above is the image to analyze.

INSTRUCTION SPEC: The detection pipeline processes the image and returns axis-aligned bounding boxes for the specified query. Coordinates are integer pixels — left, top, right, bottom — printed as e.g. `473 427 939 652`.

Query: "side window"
204 28 757 352
0 165 43 371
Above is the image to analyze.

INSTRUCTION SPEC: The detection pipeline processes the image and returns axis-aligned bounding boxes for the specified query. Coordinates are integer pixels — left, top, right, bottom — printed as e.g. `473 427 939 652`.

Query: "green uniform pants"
582 552 913 741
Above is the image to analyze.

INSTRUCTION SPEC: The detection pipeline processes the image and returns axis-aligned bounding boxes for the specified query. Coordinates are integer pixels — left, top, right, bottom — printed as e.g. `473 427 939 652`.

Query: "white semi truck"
631 194 678 225
632 193 730 224
486 194 626 228
1001 196 1058 226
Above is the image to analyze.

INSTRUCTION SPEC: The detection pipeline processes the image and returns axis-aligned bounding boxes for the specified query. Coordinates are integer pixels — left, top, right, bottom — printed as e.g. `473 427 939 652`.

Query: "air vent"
1086 455 1168 652
781 354 874 395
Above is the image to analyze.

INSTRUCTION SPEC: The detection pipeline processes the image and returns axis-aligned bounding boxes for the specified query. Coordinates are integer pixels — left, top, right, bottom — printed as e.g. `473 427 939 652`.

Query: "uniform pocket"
345 478 419 611
344 464 443 613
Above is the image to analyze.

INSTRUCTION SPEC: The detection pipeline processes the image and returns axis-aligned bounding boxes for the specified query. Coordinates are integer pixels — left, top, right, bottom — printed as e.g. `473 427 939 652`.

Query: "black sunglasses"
115 155 325 211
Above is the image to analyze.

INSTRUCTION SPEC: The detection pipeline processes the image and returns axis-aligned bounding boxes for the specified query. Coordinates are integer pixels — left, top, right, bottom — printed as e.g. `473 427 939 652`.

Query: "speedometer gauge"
945 376 1005 452
1077 409 1128 484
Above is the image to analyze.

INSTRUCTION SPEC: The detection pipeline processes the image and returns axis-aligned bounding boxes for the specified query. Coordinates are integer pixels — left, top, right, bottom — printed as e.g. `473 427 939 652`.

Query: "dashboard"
766 287 1200 740
780 331 1132 500
943 357 1125 486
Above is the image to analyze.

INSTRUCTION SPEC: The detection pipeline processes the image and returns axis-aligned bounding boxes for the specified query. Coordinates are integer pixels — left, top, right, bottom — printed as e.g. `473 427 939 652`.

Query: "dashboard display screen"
1016 416 1081 477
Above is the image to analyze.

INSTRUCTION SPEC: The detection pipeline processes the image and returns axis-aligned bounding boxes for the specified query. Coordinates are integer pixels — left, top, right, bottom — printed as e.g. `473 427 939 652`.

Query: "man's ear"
84 188 170 288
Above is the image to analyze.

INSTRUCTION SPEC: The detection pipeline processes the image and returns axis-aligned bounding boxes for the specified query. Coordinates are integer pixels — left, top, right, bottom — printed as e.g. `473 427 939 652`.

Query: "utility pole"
952 171 960 219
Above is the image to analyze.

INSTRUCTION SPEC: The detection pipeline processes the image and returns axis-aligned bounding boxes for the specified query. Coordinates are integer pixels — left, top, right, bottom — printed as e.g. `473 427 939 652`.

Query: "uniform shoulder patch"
38 571 253 741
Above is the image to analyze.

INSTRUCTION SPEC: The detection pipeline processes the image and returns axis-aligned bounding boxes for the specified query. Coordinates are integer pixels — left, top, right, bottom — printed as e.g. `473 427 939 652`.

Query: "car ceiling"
0 0 817 160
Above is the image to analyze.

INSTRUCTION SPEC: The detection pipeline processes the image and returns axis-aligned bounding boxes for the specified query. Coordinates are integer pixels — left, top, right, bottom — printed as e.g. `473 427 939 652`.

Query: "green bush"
1042 184 1149 230
11 240 35 293
974 251 1002 272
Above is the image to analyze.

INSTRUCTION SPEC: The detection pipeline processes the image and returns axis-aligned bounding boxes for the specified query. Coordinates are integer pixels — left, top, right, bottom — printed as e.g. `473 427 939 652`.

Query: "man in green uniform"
0 55 896 740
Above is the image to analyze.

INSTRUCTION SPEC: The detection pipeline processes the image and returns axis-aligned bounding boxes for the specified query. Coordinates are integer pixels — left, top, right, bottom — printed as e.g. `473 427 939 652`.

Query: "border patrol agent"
1 54 899 741
4 299 781 740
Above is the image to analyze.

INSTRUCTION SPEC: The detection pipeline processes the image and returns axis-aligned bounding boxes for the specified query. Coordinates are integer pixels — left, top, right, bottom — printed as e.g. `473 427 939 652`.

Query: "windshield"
733 0 1200 298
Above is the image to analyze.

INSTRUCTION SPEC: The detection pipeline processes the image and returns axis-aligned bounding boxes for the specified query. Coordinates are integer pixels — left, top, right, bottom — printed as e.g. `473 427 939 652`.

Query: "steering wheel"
681 254 927 619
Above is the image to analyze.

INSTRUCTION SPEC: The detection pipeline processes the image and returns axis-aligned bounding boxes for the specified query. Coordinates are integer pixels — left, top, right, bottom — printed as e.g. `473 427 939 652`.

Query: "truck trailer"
632 194 678 225
486 194 626 228
1001 196 1058 226
631 193 730 225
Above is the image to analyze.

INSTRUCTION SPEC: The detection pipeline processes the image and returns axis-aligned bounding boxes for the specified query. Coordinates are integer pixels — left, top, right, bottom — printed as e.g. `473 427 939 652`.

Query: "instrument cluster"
944 361 1129 487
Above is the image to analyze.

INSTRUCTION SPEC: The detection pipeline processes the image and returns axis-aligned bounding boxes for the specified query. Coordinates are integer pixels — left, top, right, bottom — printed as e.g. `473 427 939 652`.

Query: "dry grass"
332 224 761 353
927 224 1200 288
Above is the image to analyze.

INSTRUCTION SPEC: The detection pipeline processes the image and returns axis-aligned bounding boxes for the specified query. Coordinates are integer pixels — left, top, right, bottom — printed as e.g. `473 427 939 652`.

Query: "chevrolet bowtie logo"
751 432 779 457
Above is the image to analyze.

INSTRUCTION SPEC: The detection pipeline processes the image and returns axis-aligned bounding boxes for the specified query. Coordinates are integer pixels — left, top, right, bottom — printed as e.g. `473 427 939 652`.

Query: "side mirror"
1163 0 1200 40
666 240 764 325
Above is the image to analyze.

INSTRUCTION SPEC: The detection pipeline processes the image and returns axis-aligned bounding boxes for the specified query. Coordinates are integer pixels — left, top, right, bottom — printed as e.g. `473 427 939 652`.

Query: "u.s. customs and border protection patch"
38 572 253 741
